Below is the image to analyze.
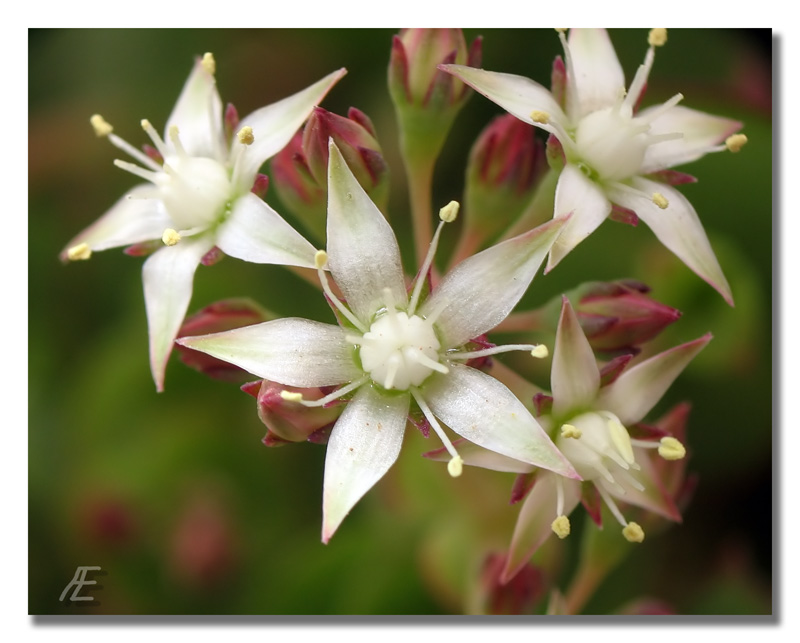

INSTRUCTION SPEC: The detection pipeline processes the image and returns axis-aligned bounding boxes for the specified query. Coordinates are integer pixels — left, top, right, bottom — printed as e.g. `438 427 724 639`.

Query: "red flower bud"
389 29 481 109
464 114 547 240
243 379 342 444
575 281 682 353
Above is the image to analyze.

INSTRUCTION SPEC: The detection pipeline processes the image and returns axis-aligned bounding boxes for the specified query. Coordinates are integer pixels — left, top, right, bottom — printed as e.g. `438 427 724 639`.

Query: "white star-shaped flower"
178 141 579 542
442 29 746 305
427 295 709 582
62 53 346 390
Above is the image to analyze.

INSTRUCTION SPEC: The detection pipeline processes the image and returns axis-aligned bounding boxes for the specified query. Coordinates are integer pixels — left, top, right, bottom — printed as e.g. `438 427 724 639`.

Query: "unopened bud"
250 380 343 443
463 113 547 242
573 281 681 353
272 107 389 241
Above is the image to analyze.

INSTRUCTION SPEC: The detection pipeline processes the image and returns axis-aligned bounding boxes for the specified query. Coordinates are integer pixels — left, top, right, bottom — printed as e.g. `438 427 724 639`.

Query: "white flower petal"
420 216 567 348
176 318 363 387
551 297 601 417
165 57 225 160
639 105 742 174
423 439 535 474
504 474 581 583
607 451 681 521
441 64 568 131
609 179 733 305
546 164 612 271
216 193 317 268
60 185 171 259
143 236 216 392
235 68 347 192
326 140 406 321
566 29 625 121
322 385 408 543
423 364 578 478
596 333 712 425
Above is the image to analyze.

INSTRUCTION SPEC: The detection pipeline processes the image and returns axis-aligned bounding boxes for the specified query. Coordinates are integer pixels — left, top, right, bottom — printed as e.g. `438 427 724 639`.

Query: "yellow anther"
90 114 113 137
280 391 304 403
554 28 567 34
530 110 550 125
658 436 686 460
652 192 669 209
561 424 582 439
447 455 464 478
161 229 181 246
726 133 748 153
648 28 668 47
237 126 255 145
314 249 329 270
141 118 153 131
622 521 645 543
67 243 92 261
439 200 460 223
607 419 635 464
531 344 549 359
201 52 216 75
551 515 571 539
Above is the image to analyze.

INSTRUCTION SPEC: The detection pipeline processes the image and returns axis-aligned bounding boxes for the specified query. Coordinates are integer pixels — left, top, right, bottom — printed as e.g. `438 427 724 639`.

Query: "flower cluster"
62 29 750 614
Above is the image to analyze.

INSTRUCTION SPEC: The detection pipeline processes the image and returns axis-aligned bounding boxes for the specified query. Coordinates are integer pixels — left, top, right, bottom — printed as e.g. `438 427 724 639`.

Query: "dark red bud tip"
347 107 377 138
240 380 262 399
580 483 603 527
224 103 240 142
251 173 269 199
510 471 537 505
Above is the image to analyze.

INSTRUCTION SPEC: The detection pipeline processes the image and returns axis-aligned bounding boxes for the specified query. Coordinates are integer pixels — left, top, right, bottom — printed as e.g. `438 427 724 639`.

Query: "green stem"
404 153 435 268
564 562 607 615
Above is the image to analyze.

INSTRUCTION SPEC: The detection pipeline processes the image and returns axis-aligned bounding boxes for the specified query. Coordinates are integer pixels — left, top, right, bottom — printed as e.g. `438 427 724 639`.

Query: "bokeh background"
29 28 772 615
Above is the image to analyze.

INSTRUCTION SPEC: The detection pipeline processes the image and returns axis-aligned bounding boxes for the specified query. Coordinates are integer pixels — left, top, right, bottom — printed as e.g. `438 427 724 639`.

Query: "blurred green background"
29 28 772 615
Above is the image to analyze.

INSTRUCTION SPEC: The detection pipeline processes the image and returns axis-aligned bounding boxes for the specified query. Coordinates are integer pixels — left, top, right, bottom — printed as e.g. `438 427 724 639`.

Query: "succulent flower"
178 141 578 542
62 53 345 390
442 29 746 305
426 296 709 582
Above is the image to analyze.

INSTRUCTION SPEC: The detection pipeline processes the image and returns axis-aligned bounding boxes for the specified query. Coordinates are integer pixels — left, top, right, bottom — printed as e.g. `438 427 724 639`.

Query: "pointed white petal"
608 179 733 305
423 364 578 478
216 193 317 268
504 474 581 583
420 216 567 348
322 385 408 543
234 69 347 191
165 57 225 160
176 318 363 387
326 140 406 321
566 29 625 121
607 452 681 521
639 105 742 174
597 333 712 425
143 236 215 391
441 64 568 130
546 164 612 271
60 185 171 259
551 297 601 417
